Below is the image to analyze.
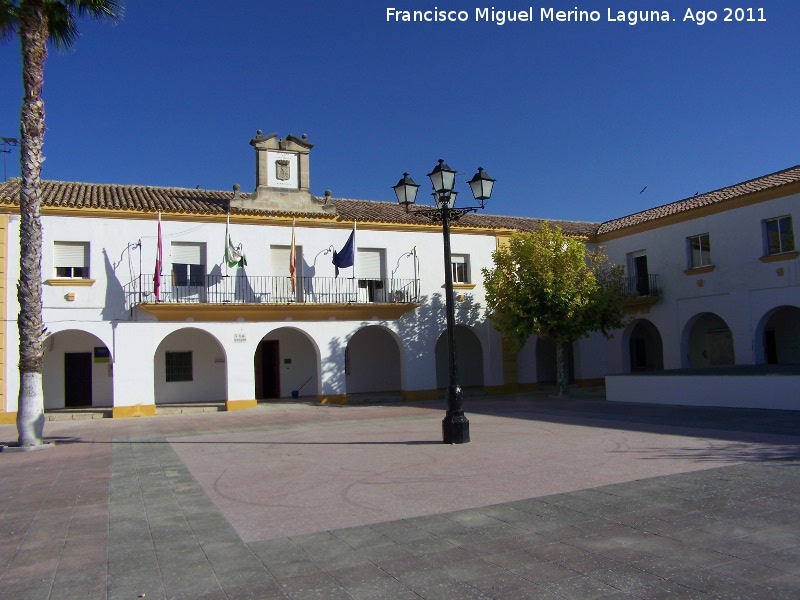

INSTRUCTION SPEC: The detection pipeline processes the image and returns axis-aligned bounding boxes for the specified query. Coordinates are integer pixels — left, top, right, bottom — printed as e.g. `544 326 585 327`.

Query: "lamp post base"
442 414 470 444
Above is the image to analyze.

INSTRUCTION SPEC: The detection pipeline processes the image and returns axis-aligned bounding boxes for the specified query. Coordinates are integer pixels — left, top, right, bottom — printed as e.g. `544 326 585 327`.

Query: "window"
626 251 650 295
171 242 206 286
172 264 205 287
765 216 795 255
270 245 303 300
165 351 192 382
356 248 386 302
451 254 469 284
688 234 712 268
54 242 89 278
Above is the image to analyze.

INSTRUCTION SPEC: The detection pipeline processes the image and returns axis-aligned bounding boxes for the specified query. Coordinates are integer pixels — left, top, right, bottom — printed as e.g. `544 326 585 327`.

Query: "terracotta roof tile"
2 162 797 238
0 179 597 236
597 164 800 235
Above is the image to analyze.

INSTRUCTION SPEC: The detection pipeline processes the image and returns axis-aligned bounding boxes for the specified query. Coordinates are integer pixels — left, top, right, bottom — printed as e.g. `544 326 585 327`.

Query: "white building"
0 133 797 421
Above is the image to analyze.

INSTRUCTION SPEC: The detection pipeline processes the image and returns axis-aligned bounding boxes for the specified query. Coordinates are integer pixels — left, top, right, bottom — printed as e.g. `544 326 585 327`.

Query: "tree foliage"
482 223 628 394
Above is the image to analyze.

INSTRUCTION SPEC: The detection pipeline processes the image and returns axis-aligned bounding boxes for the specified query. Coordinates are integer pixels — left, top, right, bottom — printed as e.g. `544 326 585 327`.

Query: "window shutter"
357 249 383 279
54 242 88 268
171 242 204 265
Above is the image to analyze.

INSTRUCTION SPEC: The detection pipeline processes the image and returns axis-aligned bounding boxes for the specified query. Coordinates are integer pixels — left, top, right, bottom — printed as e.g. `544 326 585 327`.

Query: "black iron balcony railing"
625 274 659 298
123 274 420 310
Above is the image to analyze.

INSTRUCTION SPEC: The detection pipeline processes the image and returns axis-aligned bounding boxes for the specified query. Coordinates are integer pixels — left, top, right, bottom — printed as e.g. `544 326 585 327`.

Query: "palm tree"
0 0 122 446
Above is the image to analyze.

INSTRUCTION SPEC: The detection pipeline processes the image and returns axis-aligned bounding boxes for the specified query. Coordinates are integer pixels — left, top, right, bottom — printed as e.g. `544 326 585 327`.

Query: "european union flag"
332 226 355 277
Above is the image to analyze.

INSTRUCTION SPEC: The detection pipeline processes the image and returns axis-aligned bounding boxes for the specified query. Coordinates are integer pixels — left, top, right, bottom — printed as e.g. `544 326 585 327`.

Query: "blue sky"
1 1 798 223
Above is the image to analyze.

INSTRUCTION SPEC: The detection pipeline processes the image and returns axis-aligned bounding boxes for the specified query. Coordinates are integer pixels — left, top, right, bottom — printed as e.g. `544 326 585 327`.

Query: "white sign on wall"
234 333 246 344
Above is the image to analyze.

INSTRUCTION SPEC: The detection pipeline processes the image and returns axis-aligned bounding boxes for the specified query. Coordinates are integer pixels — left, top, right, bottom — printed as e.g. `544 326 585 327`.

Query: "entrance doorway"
64 352 92 407
256 340 280 399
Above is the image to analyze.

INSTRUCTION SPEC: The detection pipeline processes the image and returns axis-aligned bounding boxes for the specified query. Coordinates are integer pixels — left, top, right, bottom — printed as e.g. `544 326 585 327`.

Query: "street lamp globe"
392 172 420 208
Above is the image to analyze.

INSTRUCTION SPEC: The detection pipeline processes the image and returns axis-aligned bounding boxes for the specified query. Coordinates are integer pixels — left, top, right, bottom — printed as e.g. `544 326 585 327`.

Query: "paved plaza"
2 393 800 599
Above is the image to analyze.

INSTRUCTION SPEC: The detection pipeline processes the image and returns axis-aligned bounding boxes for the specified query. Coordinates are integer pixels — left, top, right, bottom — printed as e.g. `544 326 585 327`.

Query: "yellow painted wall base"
484 384 520 396
112 404 157 418
318 394 348 405
401 389 438 402
0 412 16 425
576 378 606 387
226 399 257 411
519 383 541 392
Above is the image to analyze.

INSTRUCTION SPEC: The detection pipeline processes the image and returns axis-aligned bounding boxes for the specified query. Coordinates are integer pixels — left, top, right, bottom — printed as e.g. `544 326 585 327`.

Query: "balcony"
623 274 660 313
123 274 421 321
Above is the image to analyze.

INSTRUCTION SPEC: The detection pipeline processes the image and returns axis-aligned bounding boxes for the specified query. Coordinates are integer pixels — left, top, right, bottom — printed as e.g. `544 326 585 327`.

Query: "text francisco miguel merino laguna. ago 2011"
386 6 768 26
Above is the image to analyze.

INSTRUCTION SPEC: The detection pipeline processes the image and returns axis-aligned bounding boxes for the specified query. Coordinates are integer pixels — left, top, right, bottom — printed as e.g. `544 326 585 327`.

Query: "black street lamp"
393 160 495 444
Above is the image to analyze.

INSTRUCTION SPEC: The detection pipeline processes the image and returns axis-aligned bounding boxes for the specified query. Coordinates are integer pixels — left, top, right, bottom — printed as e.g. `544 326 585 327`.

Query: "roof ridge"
37 178 244 195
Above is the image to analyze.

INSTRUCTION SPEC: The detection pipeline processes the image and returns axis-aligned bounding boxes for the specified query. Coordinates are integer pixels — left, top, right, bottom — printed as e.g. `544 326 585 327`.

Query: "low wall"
606 373 800 411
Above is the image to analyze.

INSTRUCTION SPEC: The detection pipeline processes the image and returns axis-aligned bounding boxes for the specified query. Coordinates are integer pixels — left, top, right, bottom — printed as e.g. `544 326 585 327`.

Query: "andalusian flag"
224 213 247 269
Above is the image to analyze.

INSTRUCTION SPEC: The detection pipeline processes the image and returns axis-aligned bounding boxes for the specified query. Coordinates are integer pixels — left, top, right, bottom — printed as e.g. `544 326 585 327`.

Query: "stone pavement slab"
1 395 800 599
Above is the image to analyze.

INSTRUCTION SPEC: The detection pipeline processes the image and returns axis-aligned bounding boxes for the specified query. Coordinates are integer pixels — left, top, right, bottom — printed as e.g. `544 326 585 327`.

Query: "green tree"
1 0 122 446
482 223 628 396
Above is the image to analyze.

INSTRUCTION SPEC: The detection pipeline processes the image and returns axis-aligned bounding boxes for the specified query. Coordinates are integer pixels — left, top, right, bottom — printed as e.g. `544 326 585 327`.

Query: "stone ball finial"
302 134 307 140
233 183 240 192
256 130 262 136
324 190 331 197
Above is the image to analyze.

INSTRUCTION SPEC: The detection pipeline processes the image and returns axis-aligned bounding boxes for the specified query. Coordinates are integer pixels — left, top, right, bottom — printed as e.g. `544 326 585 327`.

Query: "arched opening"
255 327 320 399
536 338 574 384
757 305 800 365
684 313 735 368
345 326 402 394
625 319 664 373
517 336 537 385
154 328 226 404
436 326 484 390
42 330 113 409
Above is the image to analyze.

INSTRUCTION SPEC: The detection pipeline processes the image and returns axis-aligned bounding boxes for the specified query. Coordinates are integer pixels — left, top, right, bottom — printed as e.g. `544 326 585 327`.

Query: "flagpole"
225 213 230 279
290 218 297 295
154 211 162 302
352 220 357 279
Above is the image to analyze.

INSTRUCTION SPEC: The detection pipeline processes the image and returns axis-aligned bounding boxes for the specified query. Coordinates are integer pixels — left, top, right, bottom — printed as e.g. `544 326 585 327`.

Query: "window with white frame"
764 216 795 255
451 254 469 284
171 242 206 286
356 248 385 301
54 241 89 278
165 351 193 382
688 233 712 268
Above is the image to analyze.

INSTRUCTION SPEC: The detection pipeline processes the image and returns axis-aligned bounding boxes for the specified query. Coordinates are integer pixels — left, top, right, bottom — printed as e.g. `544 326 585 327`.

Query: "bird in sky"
639 186 647 194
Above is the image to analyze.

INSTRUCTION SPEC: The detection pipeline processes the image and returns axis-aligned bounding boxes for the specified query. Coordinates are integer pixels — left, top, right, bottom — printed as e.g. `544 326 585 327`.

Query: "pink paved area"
167 402 795 542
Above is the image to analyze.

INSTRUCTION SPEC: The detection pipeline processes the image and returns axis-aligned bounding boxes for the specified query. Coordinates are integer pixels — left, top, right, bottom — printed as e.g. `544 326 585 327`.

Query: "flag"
224 213 247 268
332 221 356 278
290 219 297 293
153 211 162 301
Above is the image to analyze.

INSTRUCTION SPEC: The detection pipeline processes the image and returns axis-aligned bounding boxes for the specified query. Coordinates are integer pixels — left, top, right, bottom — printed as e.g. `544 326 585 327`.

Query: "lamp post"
393 160 495 444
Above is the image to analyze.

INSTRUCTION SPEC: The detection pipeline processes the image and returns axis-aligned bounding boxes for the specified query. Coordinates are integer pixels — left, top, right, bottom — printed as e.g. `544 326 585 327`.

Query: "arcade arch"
436 325 484 390
683 312 735 368
255 327 320 399
42 329 113 409
154 328 226 404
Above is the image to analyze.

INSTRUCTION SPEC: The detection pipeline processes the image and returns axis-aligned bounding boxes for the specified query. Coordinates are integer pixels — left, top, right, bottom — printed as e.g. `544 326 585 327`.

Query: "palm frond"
45 1 78 51
64 0 123 22
0 1 19 44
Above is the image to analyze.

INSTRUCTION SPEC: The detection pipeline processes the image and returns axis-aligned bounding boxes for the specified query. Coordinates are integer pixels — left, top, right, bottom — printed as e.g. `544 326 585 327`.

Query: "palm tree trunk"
16 0 48 446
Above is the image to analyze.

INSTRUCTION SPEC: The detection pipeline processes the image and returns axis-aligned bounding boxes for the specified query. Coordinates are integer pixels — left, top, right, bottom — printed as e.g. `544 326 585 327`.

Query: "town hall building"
0 132 797 421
